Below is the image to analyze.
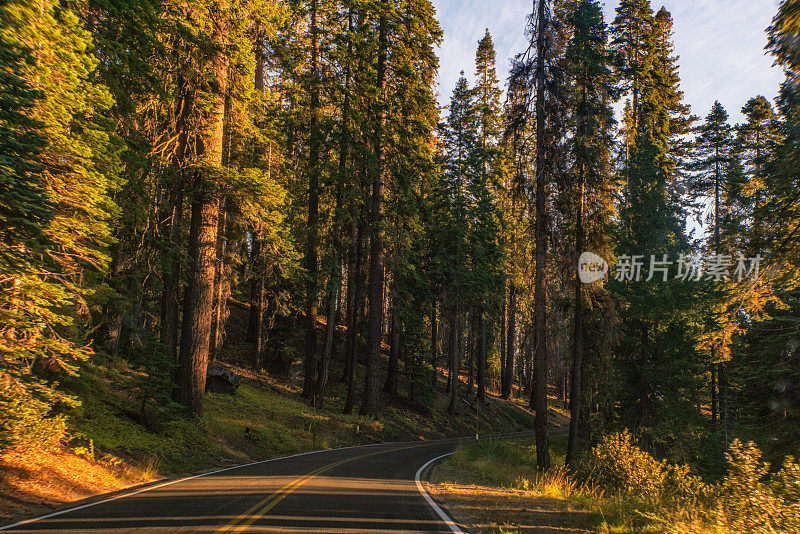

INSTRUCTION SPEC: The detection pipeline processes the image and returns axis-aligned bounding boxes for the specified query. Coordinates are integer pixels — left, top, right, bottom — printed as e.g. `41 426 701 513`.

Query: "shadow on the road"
4 472 457 533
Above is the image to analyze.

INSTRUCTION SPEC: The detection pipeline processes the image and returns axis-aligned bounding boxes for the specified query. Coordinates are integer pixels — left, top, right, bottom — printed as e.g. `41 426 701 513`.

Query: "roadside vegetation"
433 432 800 533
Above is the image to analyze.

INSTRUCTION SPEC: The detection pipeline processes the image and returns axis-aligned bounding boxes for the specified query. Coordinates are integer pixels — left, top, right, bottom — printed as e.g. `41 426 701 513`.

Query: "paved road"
1 433 532 533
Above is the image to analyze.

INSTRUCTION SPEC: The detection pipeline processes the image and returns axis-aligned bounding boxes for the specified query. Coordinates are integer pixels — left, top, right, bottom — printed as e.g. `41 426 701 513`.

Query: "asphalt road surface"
1 433 534 534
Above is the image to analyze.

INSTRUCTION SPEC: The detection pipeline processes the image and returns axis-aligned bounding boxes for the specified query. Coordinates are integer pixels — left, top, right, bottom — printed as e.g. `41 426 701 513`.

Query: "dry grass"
0 447 155 522
429 476 593 533
429 436 596 533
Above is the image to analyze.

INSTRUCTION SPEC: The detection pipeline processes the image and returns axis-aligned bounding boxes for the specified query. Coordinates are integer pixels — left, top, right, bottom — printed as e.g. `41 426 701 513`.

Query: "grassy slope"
1 348 540 523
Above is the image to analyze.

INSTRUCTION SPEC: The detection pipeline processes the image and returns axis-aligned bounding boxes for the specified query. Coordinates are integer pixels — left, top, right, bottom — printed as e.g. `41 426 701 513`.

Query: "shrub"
705 440 800 534
585 430 668 498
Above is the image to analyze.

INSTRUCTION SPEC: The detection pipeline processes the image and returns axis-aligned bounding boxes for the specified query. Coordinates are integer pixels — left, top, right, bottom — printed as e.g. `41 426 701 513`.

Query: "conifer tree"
469 29 503 405
0 0 122 446
563 0 616 466
508 0 570 469
610 1 701 448
361 0 392 416
688 101 735 432
440 72 476 415
738 96 779 254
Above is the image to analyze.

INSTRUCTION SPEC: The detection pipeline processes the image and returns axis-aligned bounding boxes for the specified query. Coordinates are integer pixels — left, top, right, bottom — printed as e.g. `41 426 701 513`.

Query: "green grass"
445 433 570 489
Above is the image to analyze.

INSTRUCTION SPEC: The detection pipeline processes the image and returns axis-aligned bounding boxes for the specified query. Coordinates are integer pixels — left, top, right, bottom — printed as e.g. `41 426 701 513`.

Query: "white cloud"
431 0 784 123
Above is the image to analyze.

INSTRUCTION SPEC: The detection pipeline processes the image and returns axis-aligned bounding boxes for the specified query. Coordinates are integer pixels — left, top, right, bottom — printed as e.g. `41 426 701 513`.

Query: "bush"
584 431 708 509
587 433 800 534
704 440 800 534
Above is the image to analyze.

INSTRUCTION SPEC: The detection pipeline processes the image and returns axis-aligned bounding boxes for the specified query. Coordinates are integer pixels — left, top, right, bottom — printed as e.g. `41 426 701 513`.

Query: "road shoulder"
427 434 595 533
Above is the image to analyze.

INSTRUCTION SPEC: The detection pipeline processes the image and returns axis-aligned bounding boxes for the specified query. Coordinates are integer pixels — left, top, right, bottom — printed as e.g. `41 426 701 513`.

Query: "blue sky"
431 0 784 124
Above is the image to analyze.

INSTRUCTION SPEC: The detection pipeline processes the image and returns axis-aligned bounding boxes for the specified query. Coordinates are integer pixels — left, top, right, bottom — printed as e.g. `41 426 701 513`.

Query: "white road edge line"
0 441 389 532
415 453 465 534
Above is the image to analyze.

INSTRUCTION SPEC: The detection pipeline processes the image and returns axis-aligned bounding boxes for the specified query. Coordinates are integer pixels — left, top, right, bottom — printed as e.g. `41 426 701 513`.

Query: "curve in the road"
0 438 474 533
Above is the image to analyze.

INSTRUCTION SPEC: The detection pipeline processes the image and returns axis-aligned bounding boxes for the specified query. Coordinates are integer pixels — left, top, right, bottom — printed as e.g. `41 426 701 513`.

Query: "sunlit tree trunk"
360 1 389 416
176 4 228 415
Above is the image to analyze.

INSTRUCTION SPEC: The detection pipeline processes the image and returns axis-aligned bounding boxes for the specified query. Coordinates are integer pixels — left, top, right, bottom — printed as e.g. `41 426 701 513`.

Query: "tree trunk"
430 300 438 388
343 217 364 415
316 283 337 409
447 308 460 415
500 289 506 395
384 310 400 395
246 231 264 343
360 2 389 416
302 0 322 399
341 215 361 384
711 361 717 430
468 309 476 395
163 55 194 373
209 199 227 361
566 166 586 467
246 32 268 362
502 284 516 399
531 0 550 469
719 363 728 442
162 180 183 371
178 184 221 414
476 309 487 404
175 6 228 415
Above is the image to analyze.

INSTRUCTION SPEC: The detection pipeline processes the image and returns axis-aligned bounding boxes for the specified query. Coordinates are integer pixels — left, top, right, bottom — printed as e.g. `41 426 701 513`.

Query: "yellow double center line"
216 443 427 533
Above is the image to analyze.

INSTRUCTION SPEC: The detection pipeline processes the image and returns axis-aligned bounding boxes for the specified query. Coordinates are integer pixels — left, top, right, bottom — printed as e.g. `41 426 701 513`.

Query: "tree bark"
502 284 517 399
447 308 460 415
316 284 337 408
430 300 438 388
162 64 192 373
246 32 268 361
476 309 487 404
246 232 264 344
209 199 227 361
175 5 228 415
468 309 476 395
302 0 322 399
360 1 389 416
566 165 586 467
162 179 183 370
711 363 718 430
384 310 400 395
343 217 364 414
531 0 550 469
500 289 507 395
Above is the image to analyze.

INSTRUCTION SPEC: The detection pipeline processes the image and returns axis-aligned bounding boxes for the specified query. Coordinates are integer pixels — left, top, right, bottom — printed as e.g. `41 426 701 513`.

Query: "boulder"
206 364 241 394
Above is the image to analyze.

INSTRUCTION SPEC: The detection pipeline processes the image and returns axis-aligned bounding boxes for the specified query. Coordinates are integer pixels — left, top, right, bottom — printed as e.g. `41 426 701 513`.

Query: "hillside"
0 341 552 524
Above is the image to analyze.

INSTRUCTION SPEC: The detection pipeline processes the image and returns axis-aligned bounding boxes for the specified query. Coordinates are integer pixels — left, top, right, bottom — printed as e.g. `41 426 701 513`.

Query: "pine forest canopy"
1 0 799 482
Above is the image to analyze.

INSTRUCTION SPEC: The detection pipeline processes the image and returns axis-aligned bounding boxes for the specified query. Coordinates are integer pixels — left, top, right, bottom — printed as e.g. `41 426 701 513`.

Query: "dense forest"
1 0 799 486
